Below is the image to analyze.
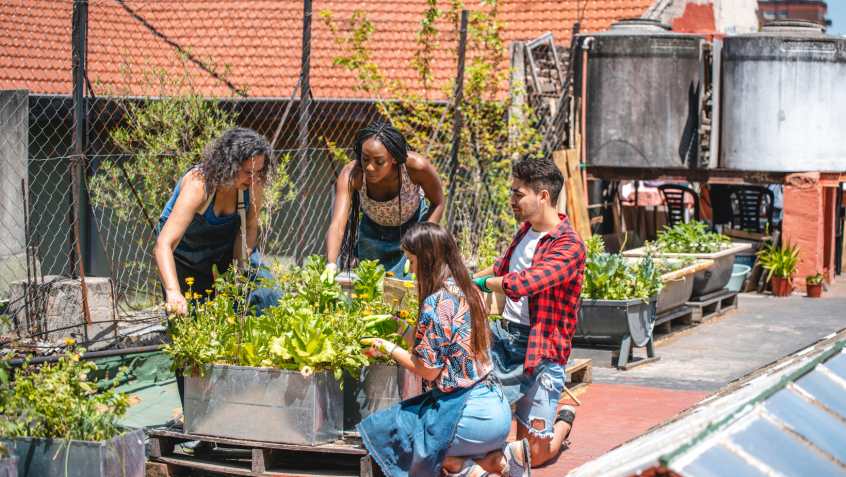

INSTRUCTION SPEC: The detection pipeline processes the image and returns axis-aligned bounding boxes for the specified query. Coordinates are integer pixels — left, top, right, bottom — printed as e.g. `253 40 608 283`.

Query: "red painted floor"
517 383 708 476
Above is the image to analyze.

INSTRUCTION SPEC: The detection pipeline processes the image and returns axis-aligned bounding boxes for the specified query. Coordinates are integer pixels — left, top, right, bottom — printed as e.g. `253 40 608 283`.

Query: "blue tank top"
160 166 250 225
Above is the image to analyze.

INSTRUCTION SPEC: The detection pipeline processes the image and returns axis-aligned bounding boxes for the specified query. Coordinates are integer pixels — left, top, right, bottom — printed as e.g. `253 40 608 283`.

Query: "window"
763 10 775 20
779 11 788 19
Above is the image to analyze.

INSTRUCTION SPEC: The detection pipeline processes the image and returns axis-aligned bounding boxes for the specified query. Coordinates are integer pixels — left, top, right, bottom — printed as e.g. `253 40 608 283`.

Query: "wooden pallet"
686 289 739 324
559 358 592 403
653 307 695 344
147 427 383 477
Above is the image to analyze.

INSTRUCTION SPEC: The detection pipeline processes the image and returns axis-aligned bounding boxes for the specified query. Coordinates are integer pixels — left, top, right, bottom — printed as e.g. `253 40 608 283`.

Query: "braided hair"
341 121 412 271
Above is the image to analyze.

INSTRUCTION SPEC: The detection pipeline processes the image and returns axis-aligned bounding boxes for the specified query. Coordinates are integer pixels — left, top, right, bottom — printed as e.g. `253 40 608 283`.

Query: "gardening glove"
472 275 493 293
360 337 399 358
321 263 338 284
363 314 410 336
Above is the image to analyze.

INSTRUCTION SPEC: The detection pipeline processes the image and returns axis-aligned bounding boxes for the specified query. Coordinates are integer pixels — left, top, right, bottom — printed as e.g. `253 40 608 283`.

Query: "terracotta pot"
771 276 792 297
806 282 823 298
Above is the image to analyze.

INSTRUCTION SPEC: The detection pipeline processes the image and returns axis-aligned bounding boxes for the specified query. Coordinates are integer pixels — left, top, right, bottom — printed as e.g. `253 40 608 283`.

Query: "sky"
828 0 846 36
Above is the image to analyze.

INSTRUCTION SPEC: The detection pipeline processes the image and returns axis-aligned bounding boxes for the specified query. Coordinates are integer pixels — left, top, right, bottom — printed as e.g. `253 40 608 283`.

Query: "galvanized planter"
184 364 343 446
657 277 694 315
574 296 658 367
622 243 752 297
1 428 144 477
0 457 17 477
343 363 423 432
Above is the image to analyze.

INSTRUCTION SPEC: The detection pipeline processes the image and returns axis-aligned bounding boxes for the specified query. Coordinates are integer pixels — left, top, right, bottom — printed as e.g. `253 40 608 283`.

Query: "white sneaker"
501 438 530 477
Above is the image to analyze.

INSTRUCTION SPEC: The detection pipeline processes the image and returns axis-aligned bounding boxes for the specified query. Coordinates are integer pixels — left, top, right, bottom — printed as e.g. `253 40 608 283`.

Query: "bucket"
726 264 751 292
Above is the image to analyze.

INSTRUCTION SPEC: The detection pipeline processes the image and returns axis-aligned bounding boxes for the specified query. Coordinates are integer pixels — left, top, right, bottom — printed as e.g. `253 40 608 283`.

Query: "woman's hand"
360 337 398 358
165 291 188 317
321 263 338 284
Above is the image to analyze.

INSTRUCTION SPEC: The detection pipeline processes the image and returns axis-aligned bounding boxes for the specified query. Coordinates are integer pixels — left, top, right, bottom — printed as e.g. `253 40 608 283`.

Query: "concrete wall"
0 90 29 298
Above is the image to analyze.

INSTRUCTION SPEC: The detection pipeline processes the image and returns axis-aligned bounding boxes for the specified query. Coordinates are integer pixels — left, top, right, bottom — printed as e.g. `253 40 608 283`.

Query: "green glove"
472 275 493 293
363 314 410 336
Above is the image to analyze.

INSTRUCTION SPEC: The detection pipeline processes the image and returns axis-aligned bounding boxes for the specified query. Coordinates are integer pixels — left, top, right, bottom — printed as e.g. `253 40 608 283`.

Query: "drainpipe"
580 37 594 204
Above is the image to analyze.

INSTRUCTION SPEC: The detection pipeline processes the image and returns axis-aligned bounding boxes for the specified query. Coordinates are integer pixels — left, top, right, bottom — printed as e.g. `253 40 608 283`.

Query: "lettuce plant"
582 235 663 301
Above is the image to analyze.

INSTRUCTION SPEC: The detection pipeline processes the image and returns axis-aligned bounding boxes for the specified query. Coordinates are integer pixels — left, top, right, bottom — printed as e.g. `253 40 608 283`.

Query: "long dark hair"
341 121 412 271
400 222 490 364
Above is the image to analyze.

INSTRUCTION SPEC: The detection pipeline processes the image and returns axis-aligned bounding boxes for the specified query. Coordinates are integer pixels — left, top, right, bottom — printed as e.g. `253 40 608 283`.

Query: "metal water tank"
720 20 846 172
578 19 704 168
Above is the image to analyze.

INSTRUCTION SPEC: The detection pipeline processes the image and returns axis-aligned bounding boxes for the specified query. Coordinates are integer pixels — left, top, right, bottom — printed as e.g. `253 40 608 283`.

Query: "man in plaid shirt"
467 157 585 476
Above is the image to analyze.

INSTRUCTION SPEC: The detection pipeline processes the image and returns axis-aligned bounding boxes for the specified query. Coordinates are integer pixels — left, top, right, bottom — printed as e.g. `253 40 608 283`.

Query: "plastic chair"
729 185 774 233
658 184 700 227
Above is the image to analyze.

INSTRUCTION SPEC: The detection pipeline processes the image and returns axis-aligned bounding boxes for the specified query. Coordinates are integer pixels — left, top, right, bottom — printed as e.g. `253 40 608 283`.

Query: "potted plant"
806 274 824 298
622 222 751 297
756 239 802 297
166 255 415 445
576 236 664 368
0 344 144 477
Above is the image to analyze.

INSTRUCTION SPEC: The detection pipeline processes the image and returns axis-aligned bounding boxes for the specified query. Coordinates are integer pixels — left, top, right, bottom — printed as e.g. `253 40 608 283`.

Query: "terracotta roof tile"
1 0 650 99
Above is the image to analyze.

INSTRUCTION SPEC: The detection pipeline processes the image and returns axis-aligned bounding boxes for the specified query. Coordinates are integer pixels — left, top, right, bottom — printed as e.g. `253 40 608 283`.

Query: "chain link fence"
0 1 572 344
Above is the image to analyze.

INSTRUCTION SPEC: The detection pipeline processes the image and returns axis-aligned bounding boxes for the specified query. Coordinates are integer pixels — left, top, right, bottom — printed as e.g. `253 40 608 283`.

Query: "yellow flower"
184 292 191 299
323 308 329 313
63 338 75 345
403 282 414 289
362 310 372 317
193 293 202 299
400 310 409 318
282 275 289 280
227 316 236 325
72 354 80 361
185 277 195 286
350 294 357 299
206 289 213 295
386 272 395 277
393 298 399 303
359 293 369 299
314 302 319 307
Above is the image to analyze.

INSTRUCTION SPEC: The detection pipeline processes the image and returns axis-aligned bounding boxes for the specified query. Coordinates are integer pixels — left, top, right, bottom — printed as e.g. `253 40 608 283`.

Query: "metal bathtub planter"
184 364 343 446
622 243 752 297
573 296 658 368
343 363 423 432
1 428 145 477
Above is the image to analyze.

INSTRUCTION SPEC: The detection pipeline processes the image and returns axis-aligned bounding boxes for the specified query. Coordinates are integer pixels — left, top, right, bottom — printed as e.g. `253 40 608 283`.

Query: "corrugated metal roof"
567 329 846 477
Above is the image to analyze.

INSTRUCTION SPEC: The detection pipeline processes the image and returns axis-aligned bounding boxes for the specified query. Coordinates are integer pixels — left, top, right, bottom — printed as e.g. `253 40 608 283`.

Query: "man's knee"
530 418 546 432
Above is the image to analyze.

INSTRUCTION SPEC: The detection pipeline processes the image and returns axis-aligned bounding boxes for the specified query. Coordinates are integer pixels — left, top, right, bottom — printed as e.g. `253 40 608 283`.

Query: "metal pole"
71 0 92 325
446 10 469 234
295 0 312 266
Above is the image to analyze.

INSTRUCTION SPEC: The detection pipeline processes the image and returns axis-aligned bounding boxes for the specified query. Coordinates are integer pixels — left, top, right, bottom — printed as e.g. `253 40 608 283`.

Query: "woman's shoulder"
339 160 363 189
404 152 433 175
181 168 210 198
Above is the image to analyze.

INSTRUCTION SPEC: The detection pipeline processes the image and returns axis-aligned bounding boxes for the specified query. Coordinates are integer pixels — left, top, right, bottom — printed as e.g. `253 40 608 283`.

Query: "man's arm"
488 239 584 300
472 264 495 279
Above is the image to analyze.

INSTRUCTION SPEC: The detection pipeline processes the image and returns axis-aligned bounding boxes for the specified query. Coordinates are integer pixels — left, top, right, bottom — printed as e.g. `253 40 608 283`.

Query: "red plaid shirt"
494 214 585 375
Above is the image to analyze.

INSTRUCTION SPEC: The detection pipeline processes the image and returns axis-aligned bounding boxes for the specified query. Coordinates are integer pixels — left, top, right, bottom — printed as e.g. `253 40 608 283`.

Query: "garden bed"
1 428 144 477
574 296 658 368
343 363 422 433
184 364 343 446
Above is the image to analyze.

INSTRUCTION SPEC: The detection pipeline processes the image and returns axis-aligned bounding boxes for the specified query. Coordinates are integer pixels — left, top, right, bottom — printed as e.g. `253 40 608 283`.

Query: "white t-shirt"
501 228 547 326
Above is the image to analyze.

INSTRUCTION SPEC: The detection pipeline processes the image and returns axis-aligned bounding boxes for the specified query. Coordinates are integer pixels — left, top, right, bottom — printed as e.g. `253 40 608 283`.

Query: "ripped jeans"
513 360 567 439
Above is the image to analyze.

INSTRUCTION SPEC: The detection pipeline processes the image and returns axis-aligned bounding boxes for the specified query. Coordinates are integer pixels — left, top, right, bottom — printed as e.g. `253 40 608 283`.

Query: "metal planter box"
622 243 752 297
0 457 17 477
1 428 144 477
343 363 423 432
574 296 658 367
184 364 343 446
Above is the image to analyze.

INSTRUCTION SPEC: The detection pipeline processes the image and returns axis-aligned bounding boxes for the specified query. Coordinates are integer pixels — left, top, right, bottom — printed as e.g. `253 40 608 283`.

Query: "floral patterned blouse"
359 163 425 227
413 280 492 393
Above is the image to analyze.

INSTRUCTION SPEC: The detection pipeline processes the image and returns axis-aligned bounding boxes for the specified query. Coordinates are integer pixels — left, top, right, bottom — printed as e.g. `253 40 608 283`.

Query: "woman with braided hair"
325 122 445 279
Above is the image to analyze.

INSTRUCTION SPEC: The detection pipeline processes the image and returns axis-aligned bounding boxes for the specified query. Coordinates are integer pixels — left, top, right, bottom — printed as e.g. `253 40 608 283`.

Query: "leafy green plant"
477 219 501 271
757 239 802 281
0 345 130 442
652 222 732 254
582 236 663 301
806 274 824 285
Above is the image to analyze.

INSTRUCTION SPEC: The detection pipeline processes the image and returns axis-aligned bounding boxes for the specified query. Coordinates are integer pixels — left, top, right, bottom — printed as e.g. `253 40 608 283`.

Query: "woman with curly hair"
155 127 280 318
324 121 445 280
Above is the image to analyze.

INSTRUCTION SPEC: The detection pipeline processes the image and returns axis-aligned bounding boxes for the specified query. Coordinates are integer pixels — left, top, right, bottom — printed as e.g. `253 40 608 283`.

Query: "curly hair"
201 127 275 191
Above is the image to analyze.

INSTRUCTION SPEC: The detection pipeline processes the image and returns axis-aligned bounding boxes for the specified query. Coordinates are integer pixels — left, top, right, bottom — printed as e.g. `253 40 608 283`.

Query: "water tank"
720 20 846 172
578 19 704 168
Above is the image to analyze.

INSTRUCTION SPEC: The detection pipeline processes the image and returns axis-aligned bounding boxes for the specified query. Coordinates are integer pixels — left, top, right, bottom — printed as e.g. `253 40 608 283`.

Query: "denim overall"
157 166 281 316
357 198 428 280
357 374 503 477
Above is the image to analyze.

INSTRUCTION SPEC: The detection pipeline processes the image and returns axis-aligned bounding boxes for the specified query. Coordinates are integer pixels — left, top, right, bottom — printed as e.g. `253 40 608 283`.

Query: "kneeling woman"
358 223 513 477
155 127 280 318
